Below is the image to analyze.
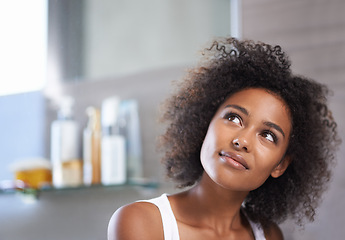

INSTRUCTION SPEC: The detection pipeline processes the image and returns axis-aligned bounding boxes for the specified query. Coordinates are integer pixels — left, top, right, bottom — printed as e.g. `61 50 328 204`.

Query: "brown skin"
108 88 291 240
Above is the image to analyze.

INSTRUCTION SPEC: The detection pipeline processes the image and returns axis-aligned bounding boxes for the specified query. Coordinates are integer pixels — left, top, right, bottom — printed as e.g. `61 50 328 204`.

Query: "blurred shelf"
0 178 160 199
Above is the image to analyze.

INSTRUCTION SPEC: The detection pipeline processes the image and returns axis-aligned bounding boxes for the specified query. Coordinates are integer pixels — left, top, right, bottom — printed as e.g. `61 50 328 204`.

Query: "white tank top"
139 194 266 240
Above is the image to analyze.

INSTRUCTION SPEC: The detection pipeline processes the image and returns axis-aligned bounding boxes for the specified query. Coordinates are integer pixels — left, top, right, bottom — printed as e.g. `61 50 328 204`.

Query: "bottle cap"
101 96 121 127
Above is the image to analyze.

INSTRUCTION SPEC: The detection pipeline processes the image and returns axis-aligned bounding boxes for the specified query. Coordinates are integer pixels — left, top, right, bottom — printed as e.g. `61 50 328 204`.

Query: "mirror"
47 0 232 83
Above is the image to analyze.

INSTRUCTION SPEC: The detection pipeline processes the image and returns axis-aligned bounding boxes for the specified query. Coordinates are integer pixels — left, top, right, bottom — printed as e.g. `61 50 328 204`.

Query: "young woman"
108 38 340 240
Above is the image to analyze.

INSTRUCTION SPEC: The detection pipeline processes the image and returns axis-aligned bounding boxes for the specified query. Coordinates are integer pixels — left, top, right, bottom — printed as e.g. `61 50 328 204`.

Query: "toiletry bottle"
101 96 126 185
83 107 101 186
119 100 143 182
51 96 82 188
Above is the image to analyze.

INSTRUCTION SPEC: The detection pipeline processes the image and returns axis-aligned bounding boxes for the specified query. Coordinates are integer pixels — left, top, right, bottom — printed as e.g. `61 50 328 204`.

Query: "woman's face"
200 88 292 191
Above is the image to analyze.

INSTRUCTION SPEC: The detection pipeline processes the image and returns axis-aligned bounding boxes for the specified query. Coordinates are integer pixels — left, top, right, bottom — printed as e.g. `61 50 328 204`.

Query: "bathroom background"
0 0 344 239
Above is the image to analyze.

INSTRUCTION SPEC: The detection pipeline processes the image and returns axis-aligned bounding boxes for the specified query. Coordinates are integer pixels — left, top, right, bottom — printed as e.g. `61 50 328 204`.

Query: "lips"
219 151 249 170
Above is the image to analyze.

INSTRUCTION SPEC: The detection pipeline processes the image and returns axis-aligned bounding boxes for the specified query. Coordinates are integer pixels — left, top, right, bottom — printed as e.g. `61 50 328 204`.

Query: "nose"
232 137 249 152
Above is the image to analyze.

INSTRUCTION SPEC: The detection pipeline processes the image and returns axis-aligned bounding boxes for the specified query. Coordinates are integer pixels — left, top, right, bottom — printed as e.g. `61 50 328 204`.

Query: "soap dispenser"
118 100 143 182
50 96 82 188
101 96 127 185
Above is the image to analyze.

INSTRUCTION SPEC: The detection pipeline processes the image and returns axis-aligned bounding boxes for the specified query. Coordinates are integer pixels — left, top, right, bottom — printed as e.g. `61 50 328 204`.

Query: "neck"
180 172 250 231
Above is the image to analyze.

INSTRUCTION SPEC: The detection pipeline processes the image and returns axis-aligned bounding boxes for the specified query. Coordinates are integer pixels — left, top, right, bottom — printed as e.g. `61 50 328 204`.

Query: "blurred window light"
0 0 47 96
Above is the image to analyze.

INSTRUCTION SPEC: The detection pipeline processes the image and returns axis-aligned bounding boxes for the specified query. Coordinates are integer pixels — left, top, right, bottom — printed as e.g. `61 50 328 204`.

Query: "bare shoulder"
107 201 163 240
264 222 284 240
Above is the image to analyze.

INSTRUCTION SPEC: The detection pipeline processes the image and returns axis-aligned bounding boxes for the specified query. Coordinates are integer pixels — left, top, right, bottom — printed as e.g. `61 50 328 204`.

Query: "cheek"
200 125 221 169
200 123 225 158
254 148 283 174
200 132 214 162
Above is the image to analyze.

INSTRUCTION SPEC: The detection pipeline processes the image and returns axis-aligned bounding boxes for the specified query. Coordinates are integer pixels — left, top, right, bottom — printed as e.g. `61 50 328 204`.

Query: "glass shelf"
0 178 160 199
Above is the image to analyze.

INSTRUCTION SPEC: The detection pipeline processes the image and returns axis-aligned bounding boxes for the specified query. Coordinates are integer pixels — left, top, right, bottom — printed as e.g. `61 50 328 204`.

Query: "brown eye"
261 131 278 143
224 113 242 125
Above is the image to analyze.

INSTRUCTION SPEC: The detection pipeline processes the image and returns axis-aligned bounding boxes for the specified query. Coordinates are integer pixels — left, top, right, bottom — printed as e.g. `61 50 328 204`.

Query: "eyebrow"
224 104 286 138
224 104 249 115
263 122 286 138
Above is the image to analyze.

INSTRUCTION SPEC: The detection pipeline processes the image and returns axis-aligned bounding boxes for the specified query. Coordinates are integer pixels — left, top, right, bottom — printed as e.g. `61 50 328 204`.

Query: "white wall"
83 0 230 80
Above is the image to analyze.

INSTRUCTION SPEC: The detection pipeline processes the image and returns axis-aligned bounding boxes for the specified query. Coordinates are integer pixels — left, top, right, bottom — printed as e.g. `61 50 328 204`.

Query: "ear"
271 155 292 178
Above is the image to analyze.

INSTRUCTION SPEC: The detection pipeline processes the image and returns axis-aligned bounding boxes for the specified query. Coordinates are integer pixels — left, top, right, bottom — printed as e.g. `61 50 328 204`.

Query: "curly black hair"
159 37 340 227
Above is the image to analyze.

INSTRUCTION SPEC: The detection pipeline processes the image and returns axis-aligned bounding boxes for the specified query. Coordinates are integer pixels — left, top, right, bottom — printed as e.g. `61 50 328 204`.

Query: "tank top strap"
242 209 266 240
138 194 180 240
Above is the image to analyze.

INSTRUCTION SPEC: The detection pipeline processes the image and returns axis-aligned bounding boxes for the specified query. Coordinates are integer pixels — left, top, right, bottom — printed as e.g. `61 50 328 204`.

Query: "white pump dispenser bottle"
51 96 82 188
101 96 126 185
